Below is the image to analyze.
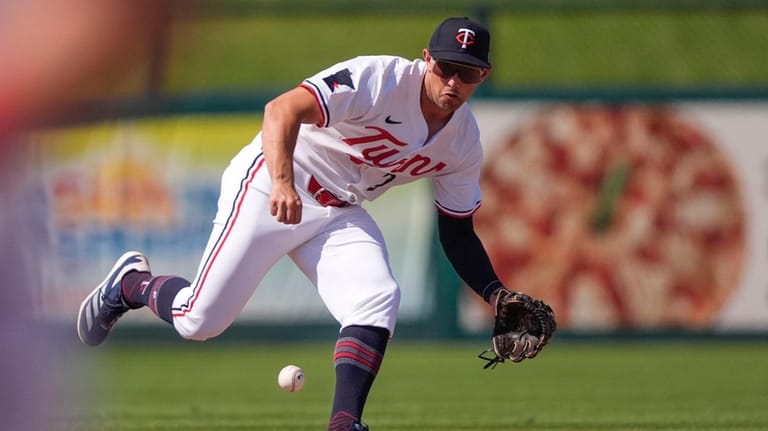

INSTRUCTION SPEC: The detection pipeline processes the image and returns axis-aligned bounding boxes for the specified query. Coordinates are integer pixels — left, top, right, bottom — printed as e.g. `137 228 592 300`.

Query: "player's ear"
480 65 492 81
422 49 432 63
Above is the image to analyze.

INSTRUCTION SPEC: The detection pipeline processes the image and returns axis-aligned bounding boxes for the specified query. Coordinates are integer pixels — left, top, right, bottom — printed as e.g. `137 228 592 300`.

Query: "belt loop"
308 176 325 199
307 176 349 208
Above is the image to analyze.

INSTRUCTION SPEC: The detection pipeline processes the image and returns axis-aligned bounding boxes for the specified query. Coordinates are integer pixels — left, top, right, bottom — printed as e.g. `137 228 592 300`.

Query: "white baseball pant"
169 139 401 340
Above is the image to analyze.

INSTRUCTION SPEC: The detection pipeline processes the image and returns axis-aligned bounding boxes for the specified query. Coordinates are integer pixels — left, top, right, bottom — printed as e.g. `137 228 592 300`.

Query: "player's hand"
269 182 303 225
478 289 556 369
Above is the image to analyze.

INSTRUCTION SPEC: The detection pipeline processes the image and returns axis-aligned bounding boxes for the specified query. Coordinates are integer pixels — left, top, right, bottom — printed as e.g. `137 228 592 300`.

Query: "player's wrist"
270 177 297 192
487 286 508 306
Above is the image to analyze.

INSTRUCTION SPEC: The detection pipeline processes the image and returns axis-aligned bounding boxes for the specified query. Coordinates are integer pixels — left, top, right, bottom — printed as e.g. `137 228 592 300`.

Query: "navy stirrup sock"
328 325 389 431
121 272 189 324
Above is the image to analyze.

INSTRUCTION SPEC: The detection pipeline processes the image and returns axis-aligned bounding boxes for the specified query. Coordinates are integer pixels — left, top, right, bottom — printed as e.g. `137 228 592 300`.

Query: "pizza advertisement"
470 102 768 332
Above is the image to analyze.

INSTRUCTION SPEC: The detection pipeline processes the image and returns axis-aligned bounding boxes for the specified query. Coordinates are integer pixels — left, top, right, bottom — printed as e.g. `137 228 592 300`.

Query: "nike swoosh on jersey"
384 115 402 124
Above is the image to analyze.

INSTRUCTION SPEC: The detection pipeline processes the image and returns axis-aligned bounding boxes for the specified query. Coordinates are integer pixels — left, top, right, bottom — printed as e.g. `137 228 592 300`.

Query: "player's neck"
420 87 453 141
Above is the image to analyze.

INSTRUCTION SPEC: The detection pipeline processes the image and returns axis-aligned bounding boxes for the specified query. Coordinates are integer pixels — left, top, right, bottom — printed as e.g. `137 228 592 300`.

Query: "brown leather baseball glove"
479 289 557 369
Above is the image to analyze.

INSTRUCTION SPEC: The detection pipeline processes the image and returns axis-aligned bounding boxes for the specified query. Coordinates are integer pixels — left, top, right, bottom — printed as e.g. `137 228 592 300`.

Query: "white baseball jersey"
170 55 486 340
296 55 483 217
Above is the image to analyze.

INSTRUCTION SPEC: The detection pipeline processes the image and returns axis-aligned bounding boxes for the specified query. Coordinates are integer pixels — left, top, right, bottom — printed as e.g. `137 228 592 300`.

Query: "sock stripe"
336 339 380 362
334 353 380 373
147 276 174 316
334 338 383 374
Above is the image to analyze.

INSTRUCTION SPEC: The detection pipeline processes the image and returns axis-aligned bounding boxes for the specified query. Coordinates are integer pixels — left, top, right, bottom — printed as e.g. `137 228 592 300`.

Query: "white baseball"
277 365 305 392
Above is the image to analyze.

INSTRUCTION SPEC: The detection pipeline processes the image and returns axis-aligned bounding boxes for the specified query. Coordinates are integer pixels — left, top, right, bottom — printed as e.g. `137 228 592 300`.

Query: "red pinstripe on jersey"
299 82 328 127
434 200 480 218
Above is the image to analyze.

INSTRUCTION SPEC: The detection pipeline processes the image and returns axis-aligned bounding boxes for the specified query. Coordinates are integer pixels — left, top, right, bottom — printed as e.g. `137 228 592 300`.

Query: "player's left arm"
438 212 557 367
437 213 504 303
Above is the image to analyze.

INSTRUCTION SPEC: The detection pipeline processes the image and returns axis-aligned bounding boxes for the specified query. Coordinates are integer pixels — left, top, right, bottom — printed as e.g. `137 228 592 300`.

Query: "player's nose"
442 72 460 86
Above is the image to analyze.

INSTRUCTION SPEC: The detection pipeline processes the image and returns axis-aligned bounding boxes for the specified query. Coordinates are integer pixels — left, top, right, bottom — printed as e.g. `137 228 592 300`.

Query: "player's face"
423 50 490 112
432 60 486 84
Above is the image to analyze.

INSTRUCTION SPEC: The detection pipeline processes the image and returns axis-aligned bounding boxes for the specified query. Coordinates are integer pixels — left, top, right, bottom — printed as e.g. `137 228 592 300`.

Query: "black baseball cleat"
349 422 369 431
77 251 150 346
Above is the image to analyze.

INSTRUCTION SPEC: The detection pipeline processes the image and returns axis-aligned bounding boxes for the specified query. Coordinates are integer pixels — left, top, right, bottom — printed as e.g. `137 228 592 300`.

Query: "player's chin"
438 93 465 111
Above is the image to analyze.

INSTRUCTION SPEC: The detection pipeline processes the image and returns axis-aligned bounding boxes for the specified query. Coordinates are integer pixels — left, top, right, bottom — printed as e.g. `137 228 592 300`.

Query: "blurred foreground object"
0 1 172 429
0 0 171 138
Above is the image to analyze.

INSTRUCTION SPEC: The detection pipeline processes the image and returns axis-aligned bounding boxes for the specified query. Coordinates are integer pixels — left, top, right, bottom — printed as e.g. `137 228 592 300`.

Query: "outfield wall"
31 99 768 338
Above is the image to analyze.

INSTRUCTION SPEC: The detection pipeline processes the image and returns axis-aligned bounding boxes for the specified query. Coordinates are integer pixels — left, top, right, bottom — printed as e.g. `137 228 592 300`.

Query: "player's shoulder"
344 55 420 74
327 55 424 92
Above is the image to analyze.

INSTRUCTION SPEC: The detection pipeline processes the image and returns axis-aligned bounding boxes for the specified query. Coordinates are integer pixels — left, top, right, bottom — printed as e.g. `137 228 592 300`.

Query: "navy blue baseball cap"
429 17 491 68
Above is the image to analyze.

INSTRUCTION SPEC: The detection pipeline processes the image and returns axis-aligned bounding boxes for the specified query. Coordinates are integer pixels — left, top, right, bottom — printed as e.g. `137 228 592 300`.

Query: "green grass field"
55 341 768 430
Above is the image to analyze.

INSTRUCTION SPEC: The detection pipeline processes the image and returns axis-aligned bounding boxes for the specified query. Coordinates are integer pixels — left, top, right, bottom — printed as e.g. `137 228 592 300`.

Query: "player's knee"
366 281 401 311
383 283 401 310
173 313 230 341
344 282 401 329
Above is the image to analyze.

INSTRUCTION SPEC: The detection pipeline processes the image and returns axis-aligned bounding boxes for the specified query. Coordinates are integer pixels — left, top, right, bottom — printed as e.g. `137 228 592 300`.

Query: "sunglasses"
431 59 485 84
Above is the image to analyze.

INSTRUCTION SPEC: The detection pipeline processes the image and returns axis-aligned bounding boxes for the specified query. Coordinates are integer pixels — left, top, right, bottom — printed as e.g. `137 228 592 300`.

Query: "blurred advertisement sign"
33 115 432 325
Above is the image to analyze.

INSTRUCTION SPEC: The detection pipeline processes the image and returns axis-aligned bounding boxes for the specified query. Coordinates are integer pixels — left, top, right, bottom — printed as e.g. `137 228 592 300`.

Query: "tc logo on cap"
429 17 491 68
455 28 476 49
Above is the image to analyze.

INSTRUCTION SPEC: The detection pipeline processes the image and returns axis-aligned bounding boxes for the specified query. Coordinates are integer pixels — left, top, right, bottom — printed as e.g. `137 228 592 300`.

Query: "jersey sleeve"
432 139 483 218
300 56 381 128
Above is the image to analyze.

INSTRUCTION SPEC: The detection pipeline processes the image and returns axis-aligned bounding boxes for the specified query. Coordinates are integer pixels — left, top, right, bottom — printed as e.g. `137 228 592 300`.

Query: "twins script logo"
343 126 446 176
455 28 475 49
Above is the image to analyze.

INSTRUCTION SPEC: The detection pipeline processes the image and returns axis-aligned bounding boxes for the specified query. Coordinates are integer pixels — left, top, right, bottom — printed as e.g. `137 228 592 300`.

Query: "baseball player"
77 17 554 431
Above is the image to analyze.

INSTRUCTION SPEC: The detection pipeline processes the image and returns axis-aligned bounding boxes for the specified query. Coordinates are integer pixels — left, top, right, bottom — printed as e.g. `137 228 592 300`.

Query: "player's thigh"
173 163 308 338
290 208 401 334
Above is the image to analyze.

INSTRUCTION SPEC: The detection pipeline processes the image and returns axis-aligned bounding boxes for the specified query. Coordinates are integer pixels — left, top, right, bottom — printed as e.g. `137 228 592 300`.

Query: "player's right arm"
261 86 323 225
